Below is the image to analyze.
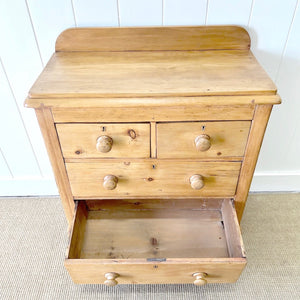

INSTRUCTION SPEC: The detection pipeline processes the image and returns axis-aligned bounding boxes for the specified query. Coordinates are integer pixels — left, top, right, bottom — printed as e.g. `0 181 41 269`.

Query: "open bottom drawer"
65 199 246 285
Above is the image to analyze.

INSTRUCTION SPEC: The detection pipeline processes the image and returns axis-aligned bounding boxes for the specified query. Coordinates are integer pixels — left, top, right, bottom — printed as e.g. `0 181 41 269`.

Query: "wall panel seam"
274 0 299 83
0 57 43 177
162 0 164 25
24 0 44 67
0 148 13 178
116 0 121 27
205 0 210 25
70 0 77 27
247 0 255 27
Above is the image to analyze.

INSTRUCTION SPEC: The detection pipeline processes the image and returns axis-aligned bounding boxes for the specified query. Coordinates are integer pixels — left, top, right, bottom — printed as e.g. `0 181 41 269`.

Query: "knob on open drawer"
104 272 119 286
96 135 113 153
103 175 118 190
193 272 208 286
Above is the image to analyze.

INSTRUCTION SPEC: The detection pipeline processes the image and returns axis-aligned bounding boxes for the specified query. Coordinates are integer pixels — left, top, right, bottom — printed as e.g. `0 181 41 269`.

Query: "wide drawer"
56 123 150 158
157 121 251 158
65 199 247 284
66 160 241 198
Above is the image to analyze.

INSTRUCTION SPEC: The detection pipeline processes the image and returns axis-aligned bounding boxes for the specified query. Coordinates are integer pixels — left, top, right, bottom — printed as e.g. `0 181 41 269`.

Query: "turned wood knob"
190 175 204 190
96 135 113 153
104 272 119 286
103 175 118 190
195 134 211 151
193 272 207 286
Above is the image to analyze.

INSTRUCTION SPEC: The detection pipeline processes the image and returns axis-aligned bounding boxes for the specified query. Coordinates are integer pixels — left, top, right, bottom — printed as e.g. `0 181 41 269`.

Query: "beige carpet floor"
0 193 299 300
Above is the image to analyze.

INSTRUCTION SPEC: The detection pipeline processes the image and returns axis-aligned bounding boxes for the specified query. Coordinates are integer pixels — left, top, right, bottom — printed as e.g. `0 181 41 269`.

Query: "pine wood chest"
25 26 280 286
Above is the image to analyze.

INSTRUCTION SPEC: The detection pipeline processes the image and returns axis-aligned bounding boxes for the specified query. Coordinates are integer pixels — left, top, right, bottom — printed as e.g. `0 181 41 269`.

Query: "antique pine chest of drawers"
25 26 280 286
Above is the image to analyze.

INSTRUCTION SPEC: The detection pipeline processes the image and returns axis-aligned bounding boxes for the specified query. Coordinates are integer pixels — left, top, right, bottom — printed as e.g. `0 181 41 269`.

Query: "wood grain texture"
65 198 246 284
35 107 74 224
55 26 250 52
221 200 246 258
157 121 251 158
25 95 281 108
235 105 273 221
56 123 150 158
84 198 225 211
65 160 241 198
51 105 255 123
65 259 246 284
68 201 87 259
80 210 227 259
28 50 276 99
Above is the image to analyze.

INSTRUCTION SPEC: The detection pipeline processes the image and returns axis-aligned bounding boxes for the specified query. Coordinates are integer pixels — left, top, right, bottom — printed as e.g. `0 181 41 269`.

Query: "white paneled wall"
0 0 299 195
163 0 207 25
118 0 162 26
206 0 253 25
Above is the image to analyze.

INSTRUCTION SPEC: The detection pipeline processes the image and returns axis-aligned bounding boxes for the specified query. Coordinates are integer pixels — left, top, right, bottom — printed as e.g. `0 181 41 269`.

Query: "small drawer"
157 121 251 158
65 199 246 284
56 123 150 158
65 160 241 198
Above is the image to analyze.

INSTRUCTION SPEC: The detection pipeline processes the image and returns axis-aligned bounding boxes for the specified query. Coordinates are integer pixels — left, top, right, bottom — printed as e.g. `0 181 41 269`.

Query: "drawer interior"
67 199 245 260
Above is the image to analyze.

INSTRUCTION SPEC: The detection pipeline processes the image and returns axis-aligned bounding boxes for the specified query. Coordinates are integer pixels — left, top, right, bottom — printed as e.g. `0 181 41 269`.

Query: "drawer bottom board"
65 199 246 284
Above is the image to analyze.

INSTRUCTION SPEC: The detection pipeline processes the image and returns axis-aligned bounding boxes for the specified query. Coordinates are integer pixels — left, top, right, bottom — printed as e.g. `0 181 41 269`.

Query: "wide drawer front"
56 123 150 158
157 121 251 158
65 199 246 285
66 160 241 198
65 261 246 284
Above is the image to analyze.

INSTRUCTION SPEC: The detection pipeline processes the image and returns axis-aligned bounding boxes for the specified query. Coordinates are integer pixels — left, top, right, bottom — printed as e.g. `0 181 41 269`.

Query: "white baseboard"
0 177 58 196
250 172 300 192
0 172 299 196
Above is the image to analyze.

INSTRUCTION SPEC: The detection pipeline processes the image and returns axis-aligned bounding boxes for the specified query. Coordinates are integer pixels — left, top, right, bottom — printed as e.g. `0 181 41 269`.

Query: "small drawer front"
157 121 251 158
56 123 150 158
66 160 241 198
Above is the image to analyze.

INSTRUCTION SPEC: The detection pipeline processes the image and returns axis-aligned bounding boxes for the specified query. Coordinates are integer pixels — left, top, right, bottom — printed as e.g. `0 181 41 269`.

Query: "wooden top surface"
55 26 250 52
26 26 278 107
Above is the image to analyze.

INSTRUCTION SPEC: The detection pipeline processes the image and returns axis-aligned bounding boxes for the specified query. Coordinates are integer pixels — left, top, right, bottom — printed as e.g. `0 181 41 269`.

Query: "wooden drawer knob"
104 272 119 286
190 175 204 190
195 134 211 151
96 135 113 153
103 175 118 190
193 272 207 286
